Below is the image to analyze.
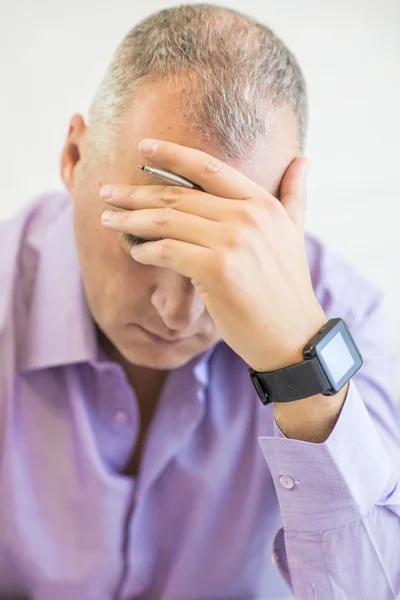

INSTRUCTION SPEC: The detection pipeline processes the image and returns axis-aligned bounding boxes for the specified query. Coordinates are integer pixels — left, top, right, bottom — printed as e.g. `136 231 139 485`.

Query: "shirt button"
113 409 129 424
279 475 297 489
270 552 277 564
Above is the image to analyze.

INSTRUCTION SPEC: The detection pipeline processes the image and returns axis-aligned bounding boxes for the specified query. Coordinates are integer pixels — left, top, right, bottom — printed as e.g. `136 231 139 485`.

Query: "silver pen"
137 165 203 190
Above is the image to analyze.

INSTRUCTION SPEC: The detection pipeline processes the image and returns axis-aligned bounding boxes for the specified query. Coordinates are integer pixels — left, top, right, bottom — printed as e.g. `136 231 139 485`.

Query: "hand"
100 138 327 373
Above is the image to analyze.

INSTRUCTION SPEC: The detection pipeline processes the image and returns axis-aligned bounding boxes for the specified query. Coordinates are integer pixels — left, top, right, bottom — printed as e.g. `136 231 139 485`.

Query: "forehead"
119 80 300 195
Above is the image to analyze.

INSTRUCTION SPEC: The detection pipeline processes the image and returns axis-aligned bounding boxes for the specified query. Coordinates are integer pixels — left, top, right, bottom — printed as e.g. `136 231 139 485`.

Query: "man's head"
61 4 307 372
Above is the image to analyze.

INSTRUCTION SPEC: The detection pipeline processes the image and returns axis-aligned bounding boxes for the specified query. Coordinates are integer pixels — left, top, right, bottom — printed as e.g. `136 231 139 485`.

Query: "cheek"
73 199 152 313
70 182 156 329
73 188 121 265
74 202 121 289
73 201 107 266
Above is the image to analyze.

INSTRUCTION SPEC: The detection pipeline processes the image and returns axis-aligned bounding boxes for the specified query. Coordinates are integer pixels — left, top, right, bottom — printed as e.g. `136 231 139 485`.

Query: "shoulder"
0 190 71 342
0 190 70 255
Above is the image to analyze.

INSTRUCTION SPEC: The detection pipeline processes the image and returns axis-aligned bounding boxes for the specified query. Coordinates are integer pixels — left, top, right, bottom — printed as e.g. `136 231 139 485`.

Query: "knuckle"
208 251 224 275
225 224 251 249
212 250 231 279
159 240 173 260
204 157 224 176
232 203 259 226
120 210 133 224
155 207 176 227
160 185 182 205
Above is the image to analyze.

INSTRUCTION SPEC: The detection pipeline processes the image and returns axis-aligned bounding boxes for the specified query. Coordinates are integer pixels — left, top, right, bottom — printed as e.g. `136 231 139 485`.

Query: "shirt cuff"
258 380 393 533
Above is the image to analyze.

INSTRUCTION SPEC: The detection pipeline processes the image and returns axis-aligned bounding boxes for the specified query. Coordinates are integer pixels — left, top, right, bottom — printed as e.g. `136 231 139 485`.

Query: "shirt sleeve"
258 290 400 600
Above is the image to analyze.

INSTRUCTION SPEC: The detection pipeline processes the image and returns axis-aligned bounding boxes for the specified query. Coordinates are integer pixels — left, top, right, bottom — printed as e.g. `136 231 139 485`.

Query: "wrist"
250 308 327 373
273 383 349 442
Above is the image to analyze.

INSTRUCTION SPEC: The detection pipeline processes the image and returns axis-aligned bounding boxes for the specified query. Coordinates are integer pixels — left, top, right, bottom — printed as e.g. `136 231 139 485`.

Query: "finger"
138 138 263 200
101 207 224 249
101 184 245 223
130 237 214 282
279 157 309 228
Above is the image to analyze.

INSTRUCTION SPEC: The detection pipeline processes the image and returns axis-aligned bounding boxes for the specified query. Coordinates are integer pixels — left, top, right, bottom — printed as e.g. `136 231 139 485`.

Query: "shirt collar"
19 199 97 371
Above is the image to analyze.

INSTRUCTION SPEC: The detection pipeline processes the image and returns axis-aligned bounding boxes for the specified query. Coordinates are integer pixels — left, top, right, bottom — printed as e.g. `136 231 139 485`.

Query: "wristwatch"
248 318 363 406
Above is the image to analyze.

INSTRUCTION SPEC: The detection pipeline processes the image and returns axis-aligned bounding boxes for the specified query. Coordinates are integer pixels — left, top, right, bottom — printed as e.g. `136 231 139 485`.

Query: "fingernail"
101 210 114 223
100 185 114 199
139 139 159 155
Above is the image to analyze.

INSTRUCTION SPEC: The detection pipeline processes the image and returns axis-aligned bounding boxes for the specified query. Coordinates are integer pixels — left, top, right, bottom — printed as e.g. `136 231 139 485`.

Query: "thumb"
280 157 310 228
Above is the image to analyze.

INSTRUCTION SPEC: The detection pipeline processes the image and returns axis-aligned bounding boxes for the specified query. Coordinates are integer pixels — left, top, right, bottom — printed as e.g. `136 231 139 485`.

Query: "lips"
150 332 185 342
140 326 187 342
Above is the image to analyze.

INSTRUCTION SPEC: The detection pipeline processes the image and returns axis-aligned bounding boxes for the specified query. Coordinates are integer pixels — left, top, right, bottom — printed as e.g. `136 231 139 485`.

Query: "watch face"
315 320 363 392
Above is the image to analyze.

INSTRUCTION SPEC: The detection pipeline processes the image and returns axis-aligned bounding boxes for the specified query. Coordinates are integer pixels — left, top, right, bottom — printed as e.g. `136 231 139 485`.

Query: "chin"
120 346 197 370
120 330 215 368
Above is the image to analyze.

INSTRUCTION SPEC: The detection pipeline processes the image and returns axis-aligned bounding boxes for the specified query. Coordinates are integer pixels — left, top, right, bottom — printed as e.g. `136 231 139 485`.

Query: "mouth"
137 325 189 345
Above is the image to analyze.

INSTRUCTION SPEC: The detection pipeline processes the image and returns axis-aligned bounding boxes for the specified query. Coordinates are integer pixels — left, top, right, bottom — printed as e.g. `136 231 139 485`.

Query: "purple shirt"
1 191 400 600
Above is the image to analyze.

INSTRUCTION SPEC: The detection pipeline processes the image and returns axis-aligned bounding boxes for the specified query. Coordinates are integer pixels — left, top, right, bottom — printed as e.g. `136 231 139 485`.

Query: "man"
0 4 399 600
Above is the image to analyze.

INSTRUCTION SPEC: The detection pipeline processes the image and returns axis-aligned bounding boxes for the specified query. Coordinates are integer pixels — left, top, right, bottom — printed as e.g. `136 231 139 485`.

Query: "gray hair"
87 3 308 163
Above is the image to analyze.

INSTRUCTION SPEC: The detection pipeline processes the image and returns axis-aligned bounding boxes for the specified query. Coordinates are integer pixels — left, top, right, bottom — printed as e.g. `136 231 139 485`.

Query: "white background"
1 0 399 391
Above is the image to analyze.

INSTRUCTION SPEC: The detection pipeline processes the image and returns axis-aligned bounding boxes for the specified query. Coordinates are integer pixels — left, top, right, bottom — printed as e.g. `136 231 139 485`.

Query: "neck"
97 328 169 417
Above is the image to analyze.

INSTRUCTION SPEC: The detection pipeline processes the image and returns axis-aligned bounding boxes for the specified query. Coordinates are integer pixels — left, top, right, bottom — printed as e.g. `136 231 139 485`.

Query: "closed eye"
122 233 150 246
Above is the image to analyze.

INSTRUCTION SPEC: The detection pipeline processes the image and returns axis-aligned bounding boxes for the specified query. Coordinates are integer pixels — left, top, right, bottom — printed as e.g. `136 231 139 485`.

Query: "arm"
258 291 400 599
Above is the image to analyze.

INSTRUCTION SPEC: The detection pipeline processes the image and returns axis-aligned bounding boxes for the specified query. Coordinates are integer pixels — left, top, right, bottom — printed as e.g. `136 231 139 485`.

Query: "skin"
61 80 347 475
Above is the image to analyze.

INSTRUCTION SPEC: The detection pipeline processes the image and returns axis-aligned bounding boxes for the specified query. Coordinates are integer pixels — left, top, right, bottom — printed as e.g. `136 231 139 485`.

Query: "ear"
60 114 87 190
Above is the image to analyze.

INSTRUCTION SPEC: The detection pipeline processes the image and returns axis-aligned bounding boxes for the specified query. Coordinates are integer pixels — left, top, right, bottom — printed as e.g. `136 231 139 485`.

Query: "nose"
150 269 205 332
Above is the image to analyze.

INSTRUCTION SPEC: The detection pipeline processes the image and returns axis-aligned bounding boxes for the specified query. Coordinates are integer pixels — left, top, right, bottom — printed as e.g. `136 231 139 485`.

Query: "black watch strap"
248 356 332 406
